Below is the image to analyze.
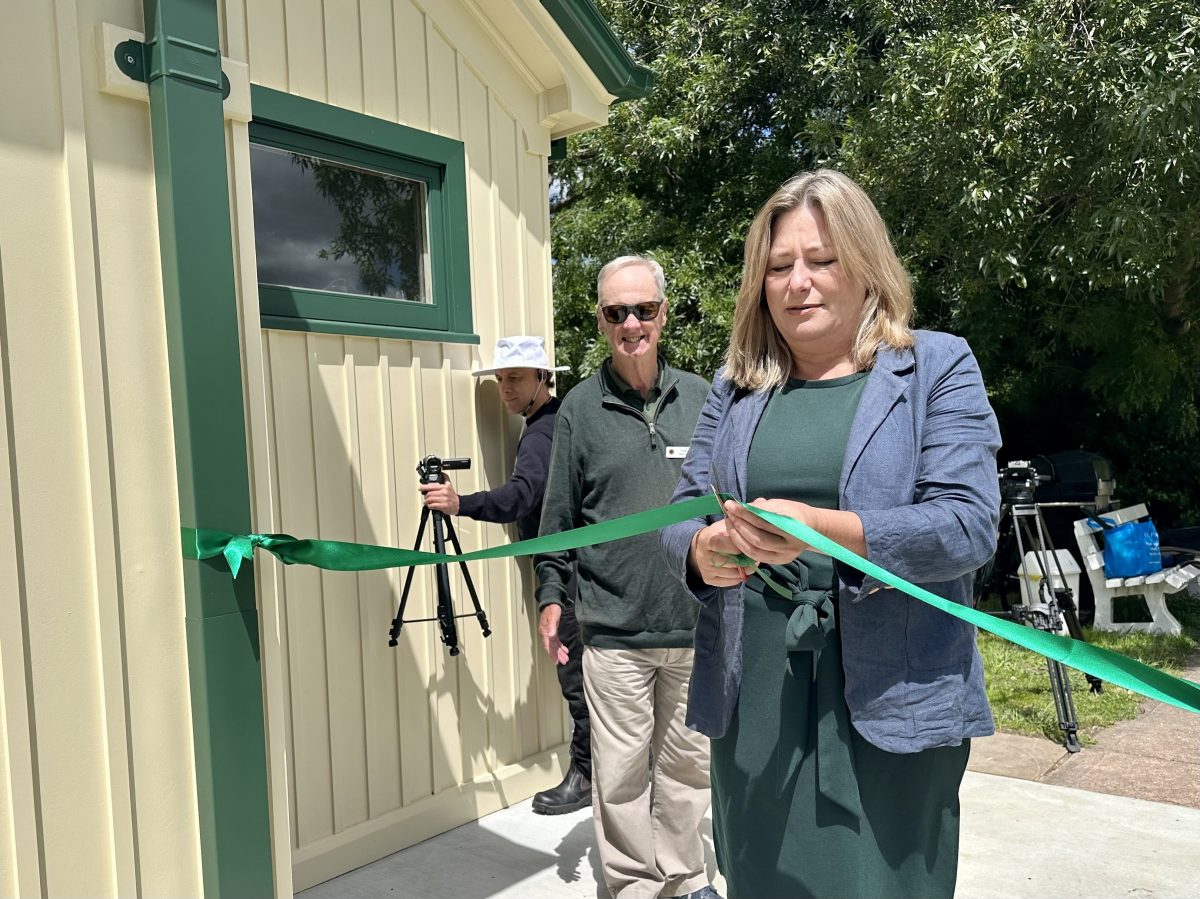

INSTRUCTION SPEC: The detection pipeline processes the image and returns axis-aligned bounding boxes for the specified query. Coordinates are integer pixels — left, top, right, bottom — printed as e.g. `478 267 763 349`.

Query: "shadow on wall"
262 333 567 885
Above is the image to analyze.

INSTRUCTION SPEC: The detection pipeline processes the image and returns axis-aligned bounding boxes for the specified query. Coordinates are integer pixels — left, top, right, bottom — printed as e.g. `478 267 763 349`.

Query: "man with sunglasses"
536 257 718 899
418 335 592 816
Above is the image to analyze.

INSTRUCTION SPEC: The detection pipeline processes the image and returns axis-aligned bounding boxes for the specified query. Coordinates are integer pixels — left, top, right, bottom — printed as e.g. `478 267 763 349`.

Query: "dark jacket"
536 360 711 649
458 397 559 542
660 331 1000 753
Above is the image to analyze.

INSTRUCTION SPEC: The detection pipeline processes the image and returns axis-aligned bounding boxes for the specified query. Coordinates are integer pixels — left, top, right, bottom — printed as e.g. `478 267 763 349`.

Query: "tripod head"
979 461 1065 607
417 454 471 485
998 460 1048 507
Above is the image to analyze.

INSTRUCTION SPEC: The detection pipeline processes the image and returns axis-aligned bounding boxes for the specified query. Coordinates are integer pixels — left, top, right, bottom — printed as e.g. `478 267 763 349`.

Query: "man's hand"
419 479 460 515
538 604 569 665
688 520 752 587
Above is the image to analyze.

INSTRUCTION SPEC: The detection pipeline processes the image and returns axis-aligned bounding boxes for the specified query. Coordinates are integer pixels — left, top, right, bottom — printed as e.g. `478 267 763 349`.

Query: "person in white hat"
418 335 592 815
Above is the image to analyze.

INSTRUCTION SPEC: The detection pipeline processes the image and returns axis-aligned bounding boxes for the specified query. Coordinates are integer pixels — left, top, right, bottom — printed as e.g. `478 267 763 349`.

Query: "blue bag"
1089 515 1162 578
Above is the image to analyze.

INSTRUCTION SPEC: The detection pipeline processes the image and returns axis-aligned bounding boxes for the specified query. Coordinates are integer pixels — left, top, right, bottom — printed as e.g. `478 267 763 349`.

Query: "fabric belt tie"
764 565 864 822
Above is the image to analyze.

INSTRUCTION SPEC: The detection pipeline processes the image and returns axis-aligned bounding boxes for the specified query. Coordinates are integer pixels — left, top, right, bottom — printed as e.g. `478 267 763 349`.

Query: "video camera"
417 454 470 485
998 453 1116 510
997 460 1046 506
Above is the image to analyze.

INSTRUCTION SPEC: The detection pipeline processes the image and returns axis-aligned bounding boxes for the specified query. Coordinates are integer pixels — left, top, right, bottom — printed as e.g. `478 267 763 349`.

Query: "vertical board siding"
445 342 489 784
393 2 430 132
359 3 398 121
55 3 135 878
258 332 302 859
323 0 365 112
2 0 205 895
284 0 329 103
523 147 554 352
244 1 570 886
457 61 522 774
268 330 336 850
310 335 371 833
382 341 436 810
519 143 568 748
490 96 526 338
347 338 403 820
244 0 288 89
0 0 574 894
0 276 43 899
415 343 463 797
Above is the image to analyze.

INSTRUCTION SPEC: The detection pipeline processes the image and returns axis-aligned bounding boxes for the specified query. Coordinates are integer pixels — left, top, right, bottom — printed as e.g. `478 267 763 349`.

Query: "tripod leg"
986 504 1023 611
389 507 430 647
431 511 460 656
1015 514 1043 611
1034 506 1104 695
1060 604 1104 694
442 517 491 638
1046 658 1082 752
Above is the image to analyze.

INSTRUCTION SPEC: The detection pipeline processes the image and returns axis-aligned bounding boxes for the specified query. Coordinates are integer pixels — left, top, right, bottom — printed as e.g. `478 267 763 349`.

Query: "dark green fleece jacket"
535 359 711 649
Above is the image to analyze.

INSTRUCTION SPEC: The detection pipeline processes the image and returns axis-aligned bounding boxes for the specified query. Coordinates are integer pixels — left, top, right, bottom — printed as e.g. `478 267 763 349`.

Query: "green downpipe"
142 1 274 895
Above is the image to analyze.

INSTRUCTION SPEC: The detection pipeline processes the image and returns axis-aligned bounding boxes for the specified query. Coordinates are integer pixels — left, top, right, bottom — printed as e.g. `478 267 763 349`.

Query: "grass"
977 592 1199 744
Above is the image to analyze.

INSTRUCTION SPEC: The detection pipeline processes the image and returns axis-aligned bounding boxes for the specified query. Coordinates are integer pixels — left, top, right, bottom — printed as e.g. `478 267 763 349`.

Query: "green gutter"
142 1 274 895
540 0 655 100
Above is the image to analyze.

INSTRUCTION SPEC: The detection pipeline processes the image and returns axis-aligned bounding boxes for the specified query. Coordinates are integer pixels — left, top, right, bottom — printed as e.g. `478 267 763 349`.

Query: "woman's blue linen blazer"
660 330 1001 753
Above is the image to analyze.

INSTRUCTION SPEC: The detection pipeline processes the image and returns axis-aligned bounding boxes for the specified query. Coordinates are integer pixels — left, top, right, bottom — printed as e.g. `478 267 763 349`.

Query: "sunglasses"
599 301 663 324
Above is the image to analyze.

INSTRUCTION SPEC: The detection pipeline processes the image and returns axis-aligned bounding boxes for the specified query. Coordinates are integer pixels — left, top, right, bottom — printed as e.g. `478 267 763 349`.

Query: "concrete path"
968 659 1200 809
300 770 1200 899
301 660 1200 898
957 773 1200 899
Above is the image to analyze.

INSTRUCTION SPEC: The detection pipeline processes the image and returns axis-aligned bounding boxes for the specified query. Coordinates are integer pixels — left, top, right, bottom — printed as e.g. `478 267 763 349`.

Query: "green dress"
709 372 970 899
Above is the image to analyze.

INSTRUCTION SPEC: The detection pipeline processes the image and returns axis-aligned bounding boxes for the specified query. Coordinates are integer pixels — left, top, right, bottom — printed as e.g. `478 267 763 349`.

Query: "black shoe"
531 764 591 815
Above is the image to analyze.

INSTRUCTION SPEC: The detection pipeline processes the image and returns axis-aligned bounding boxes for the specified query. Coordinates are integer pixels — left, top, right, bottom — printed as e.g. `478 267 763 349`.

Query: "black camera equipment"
1029 451 1116 509
388 455 491 657
975 460 1103 753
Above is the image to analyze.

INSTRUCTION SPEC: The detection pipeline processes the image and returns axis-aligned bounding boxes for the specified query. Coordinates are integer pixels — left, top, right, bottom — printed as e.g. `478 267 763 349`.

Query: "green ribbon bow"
183 493 1200 716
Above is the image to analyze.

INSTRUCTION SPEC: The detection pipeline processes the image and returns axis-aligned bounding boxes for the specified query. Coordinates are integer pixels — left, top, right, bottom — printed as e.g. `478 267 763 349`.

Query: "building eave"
539 0 655 101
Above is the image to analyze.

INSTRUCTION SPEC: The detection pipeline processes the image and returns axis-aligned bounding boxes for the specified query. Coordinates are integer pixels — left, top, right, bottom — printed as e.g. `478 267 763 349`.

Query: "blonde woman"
661 170 1000 898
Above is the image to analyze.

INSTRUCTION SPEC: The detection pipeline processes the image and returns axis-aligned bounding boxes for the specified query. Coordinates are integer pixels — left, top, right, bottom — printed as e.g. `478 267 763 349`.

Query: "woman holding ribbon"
660 169 1001 898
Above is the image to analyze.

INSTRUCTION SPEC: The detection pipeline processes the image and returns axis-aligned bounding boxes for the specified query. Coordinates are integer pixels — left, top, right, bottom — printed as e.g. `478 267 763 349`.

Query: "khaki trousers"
583 645 711 899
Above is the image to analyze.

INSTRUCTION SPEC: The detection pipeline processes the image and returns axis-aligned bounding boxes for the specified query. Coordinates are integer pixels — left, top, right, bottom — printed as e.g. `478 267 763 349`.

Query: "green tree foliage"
551 1 844 379
551 0 1200 523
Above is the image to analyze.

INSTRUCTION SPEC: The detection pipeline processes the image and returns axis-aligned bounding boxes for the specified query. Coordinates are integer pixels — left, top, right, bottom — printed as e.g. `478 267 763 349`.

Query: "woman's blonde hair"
724 169 914 390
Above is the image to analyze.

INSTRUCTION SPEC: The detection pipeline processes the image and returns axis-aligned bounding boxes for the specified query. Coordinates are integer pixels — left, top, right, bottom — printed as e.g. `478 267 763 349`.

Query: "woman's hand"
722 498 814 565
688 520 752 587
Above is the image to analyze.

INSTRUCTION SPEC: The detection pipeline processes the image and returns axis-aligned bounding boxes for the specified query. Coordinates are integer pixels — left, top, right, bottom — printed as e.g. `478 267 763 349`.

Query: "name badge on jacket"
665 445 690 459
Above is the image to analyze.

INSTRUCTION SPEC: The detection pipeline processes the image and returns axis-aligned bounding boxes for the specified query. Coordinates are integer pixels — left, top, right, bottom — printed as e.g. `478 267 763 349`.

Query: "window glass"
249 143 431 303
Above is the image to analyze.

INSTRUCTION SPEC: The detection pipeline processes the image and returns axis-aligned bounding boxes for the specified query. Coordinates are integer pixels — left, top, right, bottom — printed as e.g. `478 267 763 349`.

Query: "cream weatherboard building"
0 1 649 895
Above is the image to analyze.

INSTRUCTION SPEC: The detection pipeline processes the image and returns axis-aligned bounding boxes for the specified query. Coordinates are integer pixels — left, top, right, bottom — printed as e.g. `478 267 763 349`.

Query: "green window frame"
248 86 476 344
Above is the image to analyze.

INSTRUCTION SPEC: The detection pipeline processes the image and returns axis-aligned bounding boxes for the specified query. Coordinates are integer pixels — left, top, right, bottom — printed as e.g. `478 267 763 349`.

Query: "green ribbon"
185 494 719 576
183 494 1200 715
749 504 1200 716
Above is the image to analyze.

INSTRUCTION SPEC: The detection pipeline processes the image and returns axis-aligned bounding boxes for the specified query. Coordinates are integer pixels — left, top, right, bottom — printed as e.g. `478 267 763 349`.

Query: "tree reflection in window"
250 143 430 302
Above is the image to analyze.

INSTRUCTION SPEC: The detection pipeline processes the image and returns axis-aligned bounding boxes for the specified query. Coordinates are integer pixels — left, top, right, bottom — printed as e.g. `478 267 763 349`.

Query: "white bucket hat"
472 335 570 378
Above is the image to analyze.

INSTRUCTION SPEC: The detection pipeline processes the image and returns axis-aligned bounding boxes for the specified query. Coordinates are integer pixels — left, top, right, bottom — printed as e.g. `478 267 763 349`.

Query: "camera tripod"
979 499 1103 752
388 455 491 657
